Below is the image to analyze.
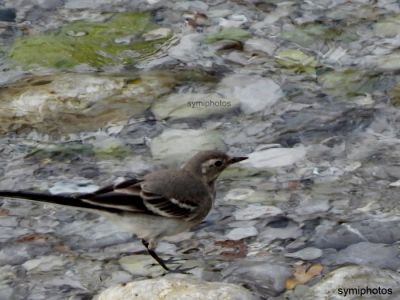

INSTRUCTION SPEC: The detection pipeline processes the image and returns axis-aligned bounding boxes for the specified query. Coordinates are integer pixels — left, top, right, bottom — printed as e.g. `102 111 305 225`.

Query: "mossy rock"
10 12 172 69
390 83 400 107
276 49 317 74
207 27 251 43
319 68 380 97
26 144 94 161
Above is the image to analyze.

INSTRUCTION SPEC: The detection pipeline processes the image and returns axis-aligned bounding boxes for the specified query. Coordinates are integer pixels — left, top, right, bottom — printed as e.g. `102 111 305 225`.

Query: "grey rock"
223 258 291 298
285 247 323 260
325 242 400 270
97 277 257 300
298 266 400 300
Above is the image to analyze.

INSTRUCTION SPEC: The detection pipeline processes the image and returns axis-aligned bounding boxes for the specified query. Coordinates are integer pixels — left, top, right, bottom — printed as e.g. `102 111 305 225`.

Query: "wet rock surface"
0 0 400 299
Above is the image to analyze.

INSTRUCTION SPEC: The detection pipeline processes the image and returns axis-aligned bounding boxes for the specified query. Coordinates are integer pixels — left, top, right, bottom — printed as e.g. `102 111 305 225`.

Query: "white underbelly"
102 212 192 241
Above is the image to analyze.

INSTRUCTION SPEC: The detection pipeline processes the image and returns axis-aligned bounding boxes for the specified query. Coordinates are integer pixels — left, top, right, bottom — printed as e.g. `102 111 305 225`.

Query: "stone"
299 266 400 300
97 277 256 300
225 226 258 240
119 255 165 277
234 205 283 221
285 247 323 260
329 242 400 270
217 74 283 114
150 128 226 165
22 255 66 272
152 93 238 120
244 146 307 169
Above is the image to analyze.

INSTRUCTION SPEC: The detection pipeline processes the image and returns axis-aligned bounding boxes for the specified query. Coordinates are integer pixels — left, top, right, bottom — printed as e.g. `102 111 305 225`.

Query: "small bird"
0 150 247 272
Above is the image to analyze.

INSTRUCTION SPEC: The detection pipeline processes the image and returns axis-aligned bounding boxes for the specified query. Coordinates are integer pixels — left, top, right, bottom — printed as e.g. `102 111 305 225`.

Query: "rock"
223 258 291 297
143 28 172 41
299 266 400 300
97 277 256 300
207 27 252 43
328 242 400 270
22 255 66 272
168 33 203 62
11 12 168 68
150 128 226 165
0 73 174 134
312 222 367 249
244 146 307 169
259 221 302 244
234 205 283 221
225 226 258 240
244 38 276 55
49 178 99 194
119 255 165 277
285 247 323 260
218 74 283 114
276 49 317 74
152 93 238 120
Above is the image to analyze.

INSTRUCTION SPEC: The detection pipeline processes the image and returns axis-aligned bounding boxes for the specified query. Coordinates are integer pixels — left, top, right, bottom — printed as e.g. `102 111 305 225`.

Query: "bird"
0 150 247 272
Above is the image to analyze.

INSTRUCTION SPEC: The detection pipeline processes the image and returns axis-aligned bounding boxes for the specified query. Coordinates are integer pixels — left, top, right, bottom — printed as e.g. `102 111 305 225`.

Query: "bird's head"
183 150 248 183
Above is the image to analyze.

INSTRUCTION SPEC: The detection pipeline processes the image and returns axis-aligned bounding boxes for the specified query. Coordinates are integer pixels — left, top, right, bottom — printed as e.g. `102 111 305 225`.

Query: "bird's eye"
214 160 223 167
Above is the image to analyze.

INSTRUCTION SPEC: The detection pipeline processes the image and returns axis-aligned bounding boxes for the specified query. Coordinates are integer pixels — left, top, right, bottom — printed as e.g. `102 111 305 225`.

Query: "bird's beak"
228 156 248 164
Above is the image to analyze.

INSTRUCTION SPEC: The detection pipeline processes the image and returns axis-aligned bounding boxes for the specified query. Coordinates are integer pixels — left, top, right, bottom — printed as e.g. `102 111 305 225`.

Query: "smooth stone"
217 74 283 114
259 221 302 244
332 242 400 270
150 128 226 165
244 146 307 169
168 33 203 62
49 178 99 194
97 277 256 300
119 255 165 277
152 92 238 120
234 205 283 221
225 226 258 240
223 258 291 297
22 255 66 272
299 266 400 300
312 222 366 249
244 38 277 55
285 247 323 260
143 28 172 41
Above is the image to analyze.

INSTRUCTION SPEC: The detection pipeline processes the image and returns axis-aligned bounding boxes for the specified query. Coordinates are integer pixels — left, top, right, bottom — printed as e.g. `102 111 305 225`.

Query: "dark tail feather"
0 190 119 213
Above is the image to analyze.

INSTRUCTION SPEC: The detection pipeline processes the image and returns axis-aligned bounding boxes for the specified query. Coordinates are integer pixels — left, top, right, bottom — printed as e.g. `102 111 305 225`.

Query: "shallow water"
1 0 400 299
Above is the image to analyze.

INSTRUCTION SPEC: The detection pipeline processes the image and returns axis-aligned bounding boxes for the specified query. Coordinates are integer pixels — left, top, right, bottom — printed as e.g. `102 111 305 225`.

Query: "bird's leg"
141 239 171 272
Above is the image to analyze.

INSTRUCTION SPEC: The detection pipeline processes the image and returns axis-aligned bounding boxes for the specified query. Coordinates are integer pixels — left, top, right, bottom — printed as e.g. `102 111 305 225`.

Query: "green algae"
10 12 171 68
26 144 94 161
319 68 380 97
207 27 251 43
275 49 317 74
389 83 400 107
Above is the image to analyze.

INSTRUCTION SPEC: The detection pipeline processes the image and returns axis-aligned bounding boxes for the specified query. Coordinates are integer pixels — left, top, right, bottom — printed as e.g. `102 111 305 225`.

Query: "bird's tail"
0 190 102 211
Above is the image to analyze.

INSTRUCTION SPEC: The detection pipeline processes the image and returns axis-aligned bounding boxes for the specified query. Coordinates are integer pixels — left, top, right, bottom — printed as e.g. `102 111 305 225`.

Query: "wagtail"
0 150 247 272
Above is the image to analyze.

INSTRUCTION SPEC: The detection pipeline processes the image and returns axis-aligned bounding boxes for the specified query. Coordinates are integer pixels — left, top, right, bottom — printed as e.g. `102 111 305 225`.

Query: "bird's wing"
80 178 198 218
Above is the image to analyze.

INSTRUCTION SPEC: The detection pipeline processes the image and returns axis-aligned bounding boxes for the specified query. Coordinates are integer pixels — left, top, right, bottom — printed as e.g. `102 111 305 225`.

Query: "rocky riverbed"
1 0 400 299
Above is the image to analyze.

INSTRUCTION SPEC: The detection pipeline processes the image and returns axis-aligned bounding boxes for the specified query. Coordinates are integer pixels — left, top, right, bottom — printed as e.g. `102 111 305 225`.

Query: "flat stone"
234 205 283 221
22 255 66 272
217 74 283 114
244 146 307 169
152 92 238 120
226 226 258 240
150 128 226 165
97 277 256 300
285 247 323 260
